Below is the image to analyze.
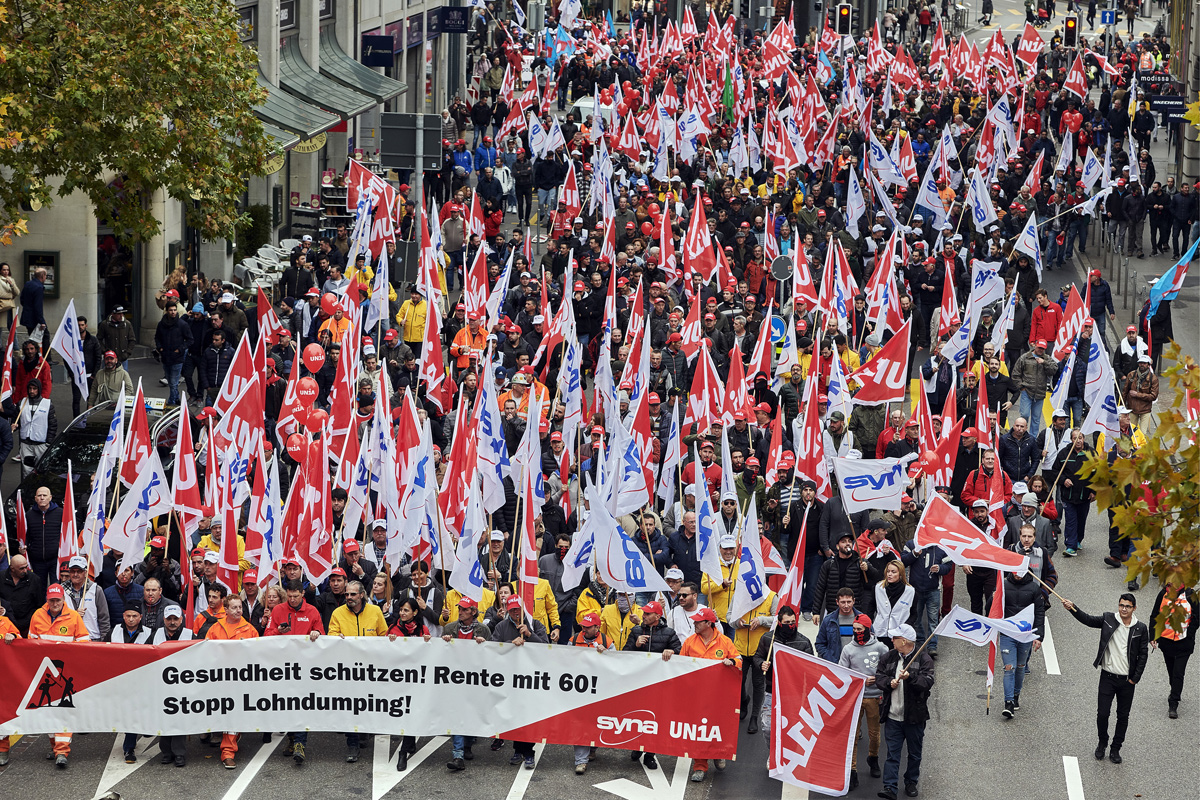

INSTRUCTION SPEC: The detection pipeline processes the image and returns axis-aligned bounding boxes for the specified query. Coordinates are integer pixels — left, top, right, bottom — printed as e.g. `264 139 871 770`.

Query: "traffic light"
836 3 852 36
1064 15 1078 47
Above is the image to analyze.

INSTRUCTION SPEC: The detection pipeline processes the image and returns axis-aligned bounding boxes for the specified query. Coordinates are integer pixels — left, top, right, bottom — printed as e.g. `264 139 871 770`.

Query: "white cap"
533 314 545 324
203 551 220 564
1012 481 1029 496
490 530 506 542
1117 405 1132 415
890 623 917 642
163 605 184 618
363 344 376 356
1052 407 1068 417
301 234 313 242
68 555 88 570
371 518 387 529
1138 354 1152 363
871 224 886 233
683 485 697 496
721 490 738 503
220 292 235 303
719 535 738 549
665 567 685 580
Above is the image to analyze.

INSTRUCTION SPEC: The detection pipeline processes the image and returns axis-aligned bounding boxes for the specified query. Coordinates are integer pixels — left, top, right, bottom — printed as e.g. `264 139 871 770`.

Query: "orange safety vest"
28 605 90 642
679 630 741 667
205 617 259 640
569 631 612 649
0 615 21 639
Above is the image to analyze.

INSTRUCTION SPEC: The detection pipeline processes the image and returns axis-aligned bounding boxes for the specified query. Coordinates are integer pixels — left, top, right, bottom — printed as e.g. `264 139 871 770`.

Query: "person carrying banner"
0 600 21 766
110 599 152 763
753 605 814 743
1061 593 1150 765
839 613 888 790
27 583 90 767
564 612 616 774
492 595 549 769
874 623 935 799
443 597 491 772
999 525 1051 719
205 596 258 769
680 606 740 782
150 604 193 766
265 579 325 763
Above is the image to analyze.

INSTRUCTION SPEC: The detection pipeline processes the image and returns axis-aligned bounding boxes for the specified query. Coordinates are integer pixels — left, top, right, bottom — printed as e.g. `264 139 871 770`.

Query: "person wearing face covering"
599 591 642 650
538 533 580 641
998 524 1052 720
839 613 889 790
754 606 814 742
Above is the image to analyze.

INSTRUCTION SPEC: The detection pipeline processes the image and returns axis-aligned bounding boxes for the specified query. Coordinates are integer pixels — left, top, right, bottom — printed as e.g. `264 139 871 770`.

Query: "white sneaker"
159 378 168 386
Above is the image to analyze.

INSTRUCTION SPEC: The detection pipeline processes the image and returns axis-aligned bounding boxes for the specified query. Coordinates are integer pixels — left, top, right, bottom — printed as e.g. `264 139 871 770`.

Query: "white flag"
832 457 909 513
49 300 89 399
933 603 1040 645
1013 210 1044 280
727 495 771 624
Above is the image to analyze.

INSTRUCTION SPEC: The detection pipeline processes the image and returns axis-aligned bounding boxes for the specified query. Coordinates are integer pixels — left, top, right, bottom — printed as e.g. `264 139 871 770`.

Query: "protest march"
0 3 1197 799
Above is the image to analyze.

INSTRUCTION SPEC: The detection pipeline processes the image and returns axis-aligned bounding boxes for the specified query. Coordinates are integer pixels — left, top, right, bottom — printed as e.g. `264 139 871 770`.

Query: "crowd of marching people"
2 2 1199 796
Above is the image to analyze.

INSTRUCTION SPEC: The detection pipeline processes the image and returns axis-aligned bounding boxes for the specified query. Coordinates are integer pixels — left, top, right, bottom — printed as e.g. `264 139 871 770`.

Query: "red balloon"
622 80 632 91
320 292 339 317
648 203 660 215
640 221 654 235
306 408 329 434
918 450 941 473
285 433 308 461
296 375 319 405
303 343 325 373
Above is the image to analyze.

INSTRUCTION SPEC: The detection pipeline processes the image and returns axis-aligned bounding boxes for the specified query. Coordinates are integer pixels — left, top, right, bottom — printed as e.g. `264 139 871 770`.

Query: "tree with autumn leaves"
1085 343 1200 637
0 1 271 243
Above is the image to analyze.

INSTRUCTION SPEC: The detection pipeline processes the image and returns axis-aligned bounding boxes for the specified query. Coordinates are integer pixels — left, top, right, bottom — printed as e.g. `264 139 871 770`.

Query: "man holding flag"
874 624 935 800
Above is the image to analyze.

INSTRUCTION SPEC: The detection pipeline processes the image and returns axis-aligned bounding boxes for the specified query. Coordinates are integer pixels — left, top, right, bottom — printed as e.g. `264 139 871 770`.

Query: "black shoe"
878 789 898 800
281 740 294 758
644 753 658 769
1013 694 1021 711
868 755 881 778
747 718 759 735
1109 749 1122 764
262 733 272 743
1128 580 1140 591
346 746 359 763
174 756 186 768
447 757 465 771
1002 701 1014 719
1169 706 1179 719
1104 556 1122 568
161 752 174 764
124 752 136 764
905 783 920 797
463 746 473 760
631 750 641 761
1095 743 1107 760
490 738 504 751
929 650 937 659
397 752 408 772
850 770 859 790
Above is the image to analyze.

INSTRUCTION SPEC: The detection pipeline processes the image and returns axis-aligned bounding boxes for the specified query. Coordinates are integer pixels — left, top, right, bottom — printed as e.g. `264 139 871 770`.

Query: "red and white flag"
1063 54 1088 100
847 318 912 406
914 494 1030 573
57 461 79 573
120 381 151 488
682 341 725 434
1053 285 1087 360
768 647 867 795
0 322 18 403
172 393 204 542
683 195 718 282
1014 23 1045 69
795 353 831 500
256 286 288 345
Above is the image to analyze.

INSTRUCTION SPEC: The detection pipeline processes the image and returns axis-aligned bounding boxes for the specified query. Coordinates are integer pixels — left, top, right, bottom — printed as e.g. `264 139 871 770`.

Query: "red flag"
791 244 819 309
463 241 490 320
937 268 961 339
256 286 287 345
682 341 725 434
120 381 151 488
975 373 992 448
1053 285 1087 360
243 447 268 564
748 304 775 383
775 501 811 611
295 429 333 584
560 161 581 221
13 488 26 552
768 647 868 795
438 390 478 534
615 113 641 160
216 454 241 593
1063 54 1088 100
721 344 752 426
1014 23 1046 69
682 195 718 282
914 494 1030 572
928 20 948 70
795 352 831 500
0 321 18 403
846 319 912 406
57 461 78 573
275 347 304 441
679 285 704 362
763 412 785 488
172 395 203 541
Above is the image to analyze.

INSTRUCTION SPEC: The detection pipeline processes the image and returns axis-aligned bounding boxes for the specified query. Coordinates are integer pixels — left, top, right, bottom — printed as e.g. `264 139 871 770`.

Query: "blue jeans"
452 734 475 759
1064 396 1085 429
910 587 941 650
1064 500 1090 550
1065 219 1088 257
1045 231 1065 267
999 633 1034 703
165 361 183 405
537 187 557 224
882 718 925 791
801 554 825 614
1018 391 1043 436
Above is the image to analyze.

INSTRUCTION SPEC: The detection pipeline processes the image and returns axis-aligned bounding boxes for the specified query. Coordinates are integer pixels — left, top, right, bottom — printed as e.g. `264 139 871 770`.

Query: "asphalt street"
4 4 1198 800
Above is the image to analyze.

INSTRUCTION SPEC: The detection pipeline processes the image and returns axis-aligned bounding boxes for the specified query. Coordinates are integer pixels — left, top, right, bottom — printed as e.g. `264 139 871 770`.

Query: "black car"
5 397 183 534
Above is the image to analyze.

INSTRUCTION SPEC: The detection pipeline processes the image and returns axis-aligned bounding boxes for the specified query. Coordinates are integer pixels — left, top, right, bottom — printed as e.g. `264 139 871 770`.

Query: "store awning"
262 123 300 152
279 36 374 120
254 71 340 139
318 27 406 104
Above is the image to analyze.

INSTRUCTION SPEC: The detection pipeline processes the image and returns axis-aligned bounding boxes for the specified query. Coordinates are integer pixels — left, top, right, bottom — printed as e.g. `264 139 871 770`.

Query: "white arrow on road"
92 735 158 800
371 735 448 800
593 755 693 800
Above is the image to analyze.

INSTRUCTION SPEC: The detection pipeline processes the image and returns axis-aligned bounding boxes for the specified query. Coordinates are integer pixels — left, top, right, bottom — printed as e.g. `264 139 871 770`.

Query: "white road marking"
781 781 810 799
1042 618 1061 675
93 734 157 800
595 755 693 800
219 735 281 800
504 742 546 800
371 735 449 800
1063 755 1086 800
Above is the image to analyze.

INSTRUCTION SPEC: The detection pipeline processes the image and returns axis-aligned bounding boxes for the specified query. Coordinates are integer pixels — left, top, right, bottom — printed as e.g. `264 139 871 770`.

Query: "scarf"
393 618 421 638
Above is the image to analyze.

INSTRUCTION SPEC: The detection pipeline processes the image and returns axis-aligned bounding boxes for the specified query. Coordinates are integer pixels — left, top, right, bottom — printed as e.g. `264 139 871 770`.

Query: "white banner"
0 638 738 759
832 457 909 513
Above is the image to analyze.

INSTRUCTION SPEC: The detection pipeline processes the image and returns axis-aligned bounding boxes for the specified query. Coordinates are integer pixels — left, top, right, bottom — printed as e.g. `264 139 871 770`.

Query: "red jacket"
264 600 325 637
960 468 1013 510
1028 303 1063 347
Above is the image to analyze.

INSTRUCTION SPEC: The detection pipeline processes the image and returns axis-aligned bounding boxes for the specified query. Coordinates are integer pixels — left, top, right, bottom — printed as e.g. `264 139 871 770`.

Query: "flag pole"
1027 570 1068 605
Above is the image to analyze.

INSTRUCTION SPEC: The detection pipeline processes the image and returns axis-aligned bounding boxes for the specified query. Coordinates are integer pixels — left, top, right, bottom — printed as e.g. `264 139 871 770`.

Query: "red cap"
243 569 258 583
689 607 718 623
1082 317 1094 326
457 596 478 609
667 332 683 343
164 289 179 299
733 409 747 420
505 596 523 610
1126 325 1136 333
818 394 829 403
1089 269 1101 278
746 456 760 467
704 313 716 321
329 567 347 577
779 453 795 468
755 402 771 413
539 417 549 433
902 494 914 503
574 281 585 291
641 601 664 615
343 540 361 553
384 329 398 341
963 427 980 439
905 419 919 428
591 424 605 435
648 392 661 404
104 350 118 360
580 612 601 627
1035 339 1048 348
550 431 563 442
46 584 65 599
149 536 167 549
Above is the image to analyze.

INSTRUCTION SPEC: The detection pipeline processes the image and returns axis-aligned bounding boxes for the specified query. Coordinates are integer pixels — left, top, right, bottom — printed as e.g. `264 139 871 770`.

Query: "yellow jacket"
396 298 428 343
731 591 777 657
701 560 740 622
329 603 387 637
576 586 606 626
445 588 496 623
525 579 560 631
197 532 254 574
599 603 639 650
1097 425 1147 454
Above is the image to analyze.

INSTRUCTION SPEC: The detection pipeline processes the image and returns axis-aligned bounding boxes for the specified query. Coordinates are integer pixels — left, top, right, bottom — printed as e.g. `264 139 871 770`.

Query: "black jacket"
155 314 194 366
1068 607 1150 683
1149 587 1199 656
622 620 683 654
753 629 814 686
875 646 936 724
200 343 235 390
0 566 43 634
24 501 64 566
